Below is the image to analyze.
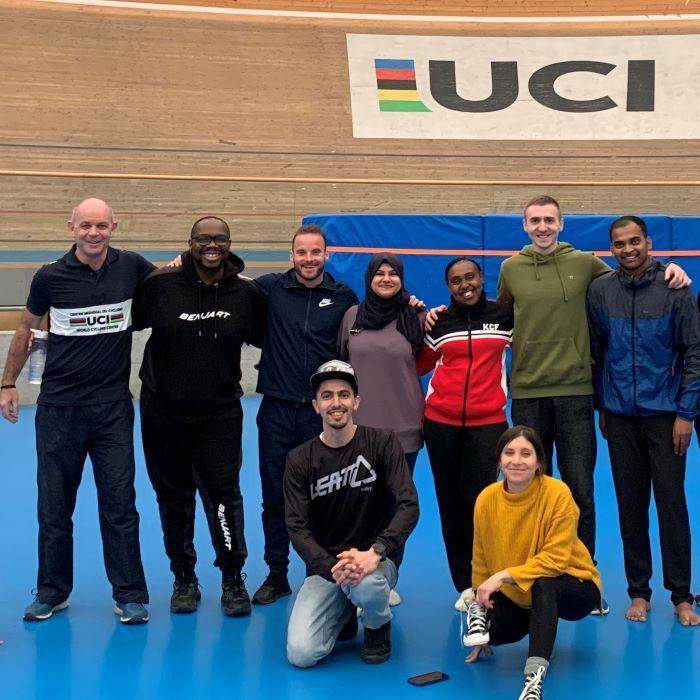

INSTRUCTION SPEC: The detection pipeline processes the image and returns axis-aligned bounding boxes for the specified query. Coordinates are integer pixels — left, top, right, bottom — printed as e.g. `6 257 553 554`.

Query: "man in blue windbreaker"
587 215 700 627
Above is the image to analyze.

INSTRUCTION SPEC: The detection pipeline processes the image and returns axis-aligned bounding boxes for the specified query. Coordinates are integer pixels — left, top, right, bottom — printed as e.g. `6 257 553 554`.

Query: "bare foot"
625 598 651 622
675 602 700 626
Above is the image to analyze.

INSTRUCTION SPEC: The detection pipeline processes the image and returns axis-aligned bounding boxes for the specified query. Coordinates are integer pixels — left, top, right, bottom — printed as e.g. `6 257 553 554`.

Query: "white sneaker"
518 666 545 700
388 589 401 606
589 597 610 615
462 602 490 646
454 587 475 612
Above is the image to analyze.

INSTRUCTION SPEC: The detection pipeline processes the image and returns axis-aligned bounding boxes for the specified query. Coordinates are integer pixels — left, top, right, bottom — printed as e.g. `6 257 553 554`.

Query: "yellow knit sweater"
472 475 603 609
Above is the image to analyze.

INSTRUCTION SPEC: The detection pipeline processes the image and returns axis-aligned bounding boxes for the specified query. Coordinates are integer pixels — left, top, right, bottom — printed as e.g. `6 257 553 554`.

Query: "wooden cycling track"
0 0 699 253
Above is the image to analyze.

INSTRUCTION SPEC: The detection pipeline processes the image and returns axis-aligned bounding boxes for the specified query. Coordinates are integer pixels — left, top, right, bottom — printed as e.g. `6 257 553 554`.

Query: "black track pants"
423 418 507 592
256 395 321 570
35 400 148 604
605 411 693 606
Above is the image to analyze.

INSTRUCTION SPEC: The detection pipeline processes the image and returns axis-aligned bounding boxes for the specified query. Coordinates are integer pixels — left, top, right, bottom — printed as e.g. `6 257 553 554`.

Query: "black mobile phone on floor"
407 671 450 687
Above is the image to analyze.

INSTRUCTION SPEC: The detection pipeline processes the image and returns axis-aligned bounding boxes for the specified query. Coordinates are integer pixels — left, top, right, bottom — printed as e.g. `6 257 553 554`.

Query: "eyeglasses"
191 235 230 246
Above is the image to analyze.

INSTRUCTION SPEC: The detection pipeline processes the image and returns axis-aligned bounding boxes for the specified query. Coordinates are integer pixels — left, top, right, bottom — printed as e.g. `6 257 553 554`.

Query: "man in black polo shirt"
0 198 153 624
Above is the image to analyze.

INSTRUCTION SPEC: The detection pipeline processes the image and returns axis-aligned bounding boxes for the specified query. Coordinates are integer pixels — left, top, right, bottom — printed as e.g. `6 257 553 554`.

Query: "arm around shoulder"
336 305 357 361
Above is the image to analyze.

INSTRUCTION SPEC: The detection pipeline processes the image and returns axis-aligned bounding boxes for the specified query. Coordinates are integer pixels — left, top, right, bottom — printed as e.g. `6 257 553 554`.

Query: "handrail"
0 169 698 187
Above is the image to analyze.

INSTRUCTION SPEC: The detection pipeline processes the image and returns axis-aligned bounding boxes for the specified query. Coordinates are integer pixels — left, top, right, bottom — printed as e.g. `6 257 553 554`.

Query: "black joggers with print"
140 388 246 576
423 418 507 593
605 411 694 606
35 400 148 605
256 395 322 571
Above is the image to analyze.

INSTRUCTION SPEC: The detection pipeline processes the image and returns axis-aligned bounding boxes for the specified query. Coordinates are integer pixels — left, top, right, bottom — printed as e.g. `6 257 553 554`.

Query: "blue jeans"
287 559 397 668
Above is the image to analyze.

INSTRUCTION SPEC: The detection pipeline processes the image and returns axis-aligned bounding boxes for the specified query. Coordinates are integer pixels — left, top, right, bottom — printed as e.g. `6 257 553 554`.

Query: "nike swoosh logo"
318 299 334 307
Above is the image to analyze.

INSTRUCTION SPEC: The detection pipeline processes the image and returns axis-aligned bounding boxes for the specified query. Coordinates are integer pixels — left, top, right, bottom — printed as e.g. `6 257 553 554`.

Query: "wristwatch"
371 542 387 561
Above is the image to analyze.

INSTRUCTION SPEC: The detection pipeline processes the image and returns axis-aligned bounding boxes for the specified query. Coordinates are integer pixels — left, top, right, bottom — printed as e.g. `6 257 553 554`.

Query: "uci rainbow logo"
374 59 430 112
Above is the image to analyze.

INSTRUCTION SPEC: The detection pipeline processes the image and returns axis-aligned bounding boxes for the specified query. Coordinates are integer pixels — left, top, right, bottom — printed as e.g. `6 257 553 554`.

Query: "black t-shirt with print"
284 425 419 579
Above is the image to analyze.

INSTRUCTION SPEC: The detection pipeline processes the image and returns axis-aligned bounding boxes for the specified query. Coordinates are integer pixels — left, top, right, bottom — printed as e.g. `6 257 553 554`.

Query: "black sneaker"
221 571 251 617
360 621 391 664
170 573 200 614
337 605 358 641
252 569 291 605
518 666 546 700
463 602 490 646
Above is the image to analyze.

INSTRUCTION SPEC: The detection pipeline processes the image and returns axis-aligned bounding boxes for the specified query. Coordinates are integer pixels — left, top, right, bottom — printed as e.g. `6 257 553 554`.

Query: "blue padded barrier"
303 213 483 308
303 213 689 303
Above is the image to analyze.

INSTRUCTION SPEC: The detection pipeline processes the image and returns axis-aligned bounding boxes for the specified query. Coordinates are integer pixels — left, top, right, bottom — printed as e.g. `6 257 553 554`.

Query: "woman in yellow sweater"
464 425 603 700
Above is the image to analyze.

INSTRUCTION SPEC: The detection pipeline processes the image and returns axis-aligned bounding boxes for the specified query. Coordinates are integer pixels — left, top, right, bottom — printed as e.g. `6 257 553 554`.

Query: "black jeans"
257 395 322 570
511 396 597 558
140 389 247 575
35 400 148 605
605 411 693 606
488 576 600 660
423 419 507 592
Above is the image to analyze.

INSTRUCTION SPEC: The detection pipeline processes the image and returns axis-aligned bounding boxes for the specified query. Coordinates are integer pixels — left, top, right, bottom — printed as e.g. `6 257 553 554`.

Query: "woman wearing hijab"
337 252 425 472
417 257 513 606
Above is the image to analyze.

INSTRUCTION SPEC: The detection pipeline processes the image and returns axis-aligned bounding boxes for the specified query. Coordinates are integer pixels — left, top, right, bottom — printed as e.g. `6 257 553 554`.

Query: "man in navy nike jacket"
251 225 357 603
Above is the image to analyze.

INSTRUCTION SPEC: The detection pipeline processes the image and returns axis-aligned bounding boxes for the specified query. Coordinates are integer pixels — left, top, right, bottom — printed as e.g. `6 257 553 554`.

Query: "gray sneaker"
23 597 68 621
114 602 149 624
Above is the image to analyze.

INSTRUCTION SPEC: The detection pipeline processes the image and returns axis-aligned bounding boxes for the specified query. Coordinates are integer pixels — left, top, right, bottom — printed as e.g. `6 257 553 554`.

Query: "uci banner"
346 34 700 140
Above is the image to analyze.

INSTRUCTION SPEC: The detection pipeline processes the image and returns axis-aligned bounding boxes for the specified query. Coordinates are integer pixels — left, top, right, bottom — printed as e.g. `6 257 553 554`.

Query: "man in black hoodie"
133 216 266 617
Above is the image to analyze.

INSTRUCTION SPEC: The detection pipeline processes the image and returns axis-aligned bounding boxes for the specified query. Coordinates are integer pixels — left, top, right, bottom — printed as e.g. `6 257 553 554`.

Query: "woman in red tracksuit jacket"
417 257 513 601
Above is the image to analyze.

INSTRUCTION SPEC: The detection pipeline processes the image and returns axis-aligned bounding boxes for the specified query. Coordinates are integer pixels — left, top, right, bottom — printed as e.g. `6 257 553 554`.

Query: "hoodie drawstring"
532 249 569 302
197 280 203 337
553 254 569 302
196 278 222 339
213 283 219 339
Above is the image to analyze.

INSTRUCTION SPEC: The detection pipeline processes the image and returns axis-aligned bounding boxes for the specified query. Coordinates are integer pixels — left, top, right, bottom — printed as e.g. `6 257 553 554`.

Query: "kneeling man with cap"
284 360 419 666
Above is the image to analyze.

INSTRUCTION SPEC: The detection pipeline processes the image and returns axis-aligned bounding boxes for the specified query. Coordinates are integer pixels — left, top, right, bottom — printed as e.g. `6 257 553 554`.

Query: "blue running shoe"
114 602 149 624
24 597 68 621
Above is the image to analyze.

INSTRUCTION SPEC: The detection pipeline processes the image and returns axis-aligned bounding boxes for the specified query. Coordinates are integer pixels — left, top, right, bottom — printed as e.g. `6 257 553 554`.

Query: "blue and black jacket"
586 260 700 421
254 269 357 402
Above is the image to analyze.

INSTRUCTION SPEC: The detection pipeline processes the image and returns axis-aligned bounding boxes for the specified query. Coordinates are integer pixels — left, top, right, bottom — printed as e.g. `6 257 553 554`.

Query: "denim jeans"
511 395 597 558
287 559 397 668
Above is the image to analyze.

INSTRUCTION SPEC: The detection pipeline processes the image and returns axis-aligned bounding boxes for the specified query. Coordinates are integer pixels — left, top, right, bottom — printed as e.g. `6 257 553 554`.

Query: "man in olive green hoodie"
498 196 688 580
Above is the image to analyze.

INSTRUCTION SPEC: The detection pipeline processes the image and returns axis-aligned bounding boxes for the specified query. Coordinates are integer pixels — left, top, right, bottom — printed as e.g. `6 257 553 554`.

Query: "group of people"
2 195 700 700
